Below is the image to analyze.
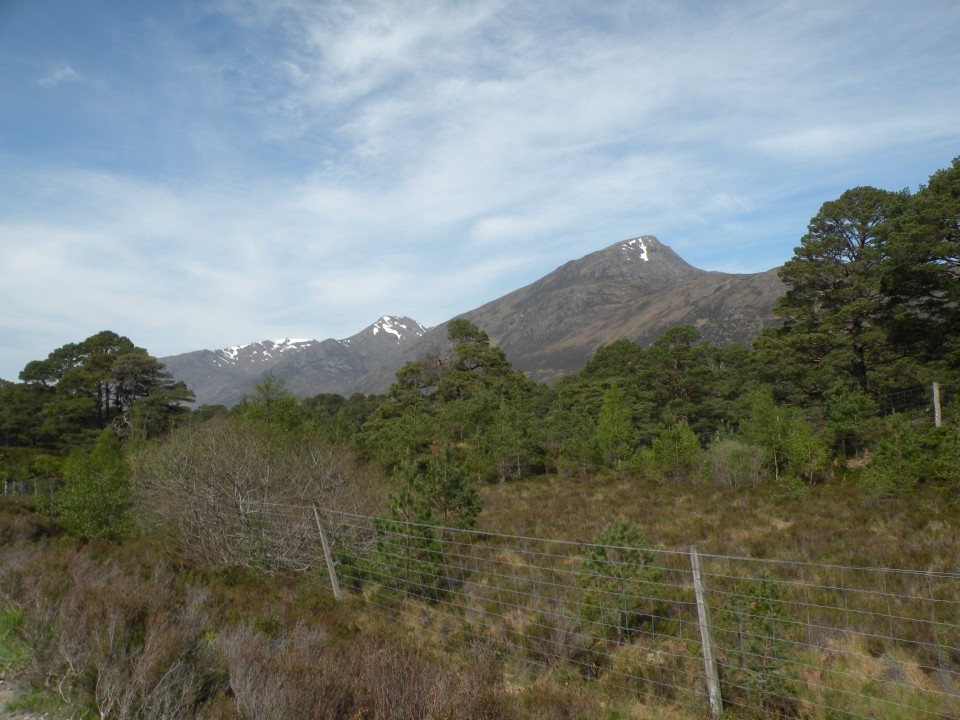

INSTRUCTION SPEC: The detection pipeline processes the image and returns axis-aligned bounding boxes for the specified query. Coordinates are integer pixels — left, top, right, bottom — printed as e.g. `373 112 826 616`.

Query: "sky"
1 0 959 381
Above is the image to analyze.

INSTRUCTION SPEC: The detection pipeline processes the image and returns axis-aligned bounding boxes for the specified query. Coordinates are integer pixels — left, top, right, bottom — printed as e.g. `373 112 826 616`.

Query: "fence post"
933 382 942 428
313 506 343 601
691 546 723 718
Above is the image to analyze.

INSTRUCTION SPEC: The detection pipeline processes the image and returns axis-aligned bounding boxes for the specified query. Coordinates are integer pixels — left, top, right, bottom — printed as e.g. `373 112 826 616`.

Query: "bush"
642 420 703 483
860 414 928 497
56 429 132 541
0 544 214 719
578 520 663 642
131 417 377 572
703 438 767 487
219 624 516 720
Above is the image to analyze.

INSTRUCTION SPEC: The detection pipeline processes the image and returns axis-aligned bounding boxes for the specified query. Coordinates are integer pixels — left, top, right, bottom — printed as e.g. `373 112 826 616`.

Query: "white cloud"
1 0 959 380
39 63 81 86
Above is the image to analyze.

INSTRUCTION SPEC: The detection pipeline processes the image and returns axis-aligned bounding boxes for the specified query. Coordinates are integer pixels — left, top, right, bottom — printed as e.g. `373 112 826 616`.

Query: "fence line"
250 503 960 719
876 382 957 419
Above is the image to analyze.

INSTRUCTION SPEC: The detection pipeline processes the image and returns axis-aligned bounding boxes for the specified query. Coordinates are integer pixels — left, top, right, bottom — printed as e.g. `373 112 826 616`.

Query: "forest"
0 157 957 719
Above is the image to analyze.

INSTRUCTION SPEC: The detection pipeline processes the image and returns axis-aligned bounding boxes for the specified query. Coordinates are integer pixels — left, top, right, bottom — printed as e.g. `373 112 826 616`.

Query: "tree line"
1 156 958 547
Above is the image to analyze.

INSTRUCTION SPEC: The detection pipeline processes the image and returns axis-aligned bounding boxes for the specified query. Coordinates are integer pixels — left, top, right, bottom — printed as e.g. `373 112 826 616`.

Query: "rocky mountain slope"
161 316 427 407
161 236 785 405
448 236 784 383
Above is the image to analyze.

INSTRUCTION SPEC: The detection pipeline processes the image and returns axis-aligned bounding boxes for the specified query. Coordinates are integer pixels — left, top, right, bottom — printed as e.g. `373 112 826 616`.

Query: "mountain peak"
621 236 650 262
340 315 429 348
218 338 318 365
369 315 428 342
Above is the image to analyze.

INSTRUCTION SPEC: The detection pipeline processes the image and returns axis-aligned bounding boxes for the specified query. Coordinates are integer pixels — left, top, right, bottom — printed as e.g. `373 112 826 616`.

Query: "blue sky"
2 0 959 381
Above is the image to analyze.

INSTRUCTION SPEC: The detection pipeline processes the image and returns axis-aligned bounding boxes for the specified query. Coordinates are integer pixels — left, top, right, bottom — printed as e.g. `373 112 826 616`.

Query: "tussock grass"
479 471 960 570
2 469 957 719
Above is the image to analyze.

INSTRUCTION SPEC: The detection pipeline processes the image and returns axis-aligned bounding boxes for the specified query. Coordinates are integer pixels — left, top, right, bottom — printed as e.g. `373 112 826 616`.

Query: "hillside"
448 235 783 384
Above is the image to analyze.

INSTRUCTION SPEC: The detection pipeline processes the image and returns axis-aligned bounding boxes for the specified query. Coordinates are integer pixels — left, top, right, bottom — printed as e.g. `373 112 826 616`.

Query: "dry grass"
2 467 957 720
478 471 960 570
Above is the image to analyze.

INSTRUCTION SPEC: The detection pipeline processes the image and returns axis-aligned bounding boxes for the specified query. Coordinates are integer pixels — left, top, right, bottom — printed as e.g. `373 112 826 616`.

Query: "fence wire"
261 504 958 719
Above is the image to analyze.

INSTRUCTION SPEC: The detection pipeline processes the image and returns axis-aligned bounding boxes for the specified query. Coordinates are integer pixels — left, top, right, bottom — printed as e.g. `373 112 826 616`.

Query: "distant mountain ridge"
160 236 785 406
162 316 428 407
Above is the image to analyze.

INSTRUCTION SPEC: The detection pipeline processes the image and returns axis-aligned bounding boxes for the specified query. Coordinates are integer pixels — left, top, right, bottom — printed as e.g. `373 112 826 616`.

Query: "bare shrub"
92 589 210 720
353 634 449 719
0 500 60 545
439 649 517 719
703 438 767 487
516 677 605 719
218 623 516 720
219 623 354 720
519 605 593 668
0 544 214 719
132 417 380 572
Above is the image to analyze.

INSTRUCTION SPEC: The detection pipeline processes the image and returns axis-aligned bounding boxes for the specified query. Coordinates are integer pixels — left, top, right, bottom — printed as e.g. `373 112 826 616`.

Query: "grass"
478 470 960 570
1 470 957 719
0 607 29 673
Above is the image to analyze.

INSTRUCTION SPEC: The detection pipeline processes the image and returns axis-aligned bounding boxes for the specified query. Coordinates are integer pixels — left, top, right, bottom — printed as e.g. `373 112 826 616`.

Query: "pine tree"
593 383 637 468
763 187 907 397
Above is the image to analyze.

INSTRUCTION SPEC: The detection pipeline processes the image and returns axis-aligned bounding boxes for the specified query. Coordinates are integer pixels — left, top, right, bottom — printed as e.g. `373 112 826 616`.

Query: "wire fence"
877 382 956 420
251 503 960 719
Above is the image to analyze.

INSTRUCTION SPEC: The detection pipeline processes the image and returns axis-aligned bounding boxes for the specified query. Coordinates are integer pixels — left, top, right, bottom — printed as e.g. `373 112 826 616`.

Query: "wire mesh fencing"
269 504 960 719
698 553 960 719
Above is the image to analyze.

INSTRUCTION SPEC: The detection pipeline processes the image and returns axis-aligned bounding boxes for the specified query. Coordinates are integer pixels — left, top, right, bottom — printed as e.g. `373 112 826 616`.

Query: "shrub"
218 623 354 720
860 414 927 497
578 520 663 642
219 624 516 720
1 544 214 719
703 438 767 487
642 420 703 483
131 417 376 572
56 429 132 541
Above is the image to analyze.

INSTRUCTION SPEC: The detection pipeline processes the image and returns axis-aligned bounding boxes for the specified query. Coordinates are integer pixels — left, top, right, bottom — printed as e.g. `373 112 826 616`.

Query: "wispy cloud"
1 0 958 379
39 63 81 86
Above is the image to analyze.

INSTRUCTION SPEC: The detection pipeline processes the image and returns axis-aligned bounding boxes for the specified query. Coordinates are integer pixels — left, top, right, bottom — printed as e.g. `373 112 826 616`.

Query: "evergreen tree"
544 376 602 474
761 187 907 397
16 331 192 446
859 414 926 497
824 382 878 457
578 520 663 642
884 157 960 372
593 383 637 468
372 446 480 600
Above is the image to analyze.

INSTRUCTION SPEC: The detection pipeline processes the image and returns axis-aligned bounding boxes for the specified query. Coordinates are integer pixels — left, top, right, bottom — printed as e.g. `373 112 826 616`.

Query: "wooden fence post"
691 546 723 718
933 382 942 428
313 506 342 601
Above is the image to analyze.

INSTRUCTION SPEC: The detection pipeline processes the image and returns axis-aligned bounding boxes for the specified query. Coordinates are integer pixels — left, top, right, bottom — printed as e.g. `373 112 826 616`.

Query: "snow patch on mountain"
369 316 428 343
213 338 318 366
622 237 649 262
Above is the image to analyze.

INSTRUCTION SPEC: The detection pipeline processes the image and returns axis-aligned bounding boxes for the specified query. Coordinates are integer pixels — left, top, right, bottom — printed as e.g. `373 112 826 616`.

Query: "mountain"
447 235 784 383
161 316 428 407
161 236 785 405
